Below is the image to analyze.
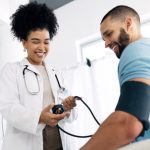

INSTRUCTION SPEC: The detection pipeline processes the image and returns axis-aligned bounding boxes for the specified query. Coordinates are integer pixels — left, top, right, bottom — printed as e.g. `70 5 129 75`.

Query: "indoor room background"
0 0 150 149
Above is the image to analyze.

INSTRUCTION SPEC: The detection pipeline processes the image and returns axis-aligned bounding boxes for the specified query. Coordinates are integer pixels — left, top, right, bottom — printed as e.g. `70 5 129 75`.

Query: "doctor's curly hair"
10 1 58 41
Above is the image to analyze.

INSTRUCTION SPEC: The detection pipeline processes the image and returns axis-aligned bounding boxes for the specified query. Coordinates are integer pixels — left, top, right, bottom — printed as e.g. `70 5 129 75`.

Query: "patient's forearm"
80 111 143 150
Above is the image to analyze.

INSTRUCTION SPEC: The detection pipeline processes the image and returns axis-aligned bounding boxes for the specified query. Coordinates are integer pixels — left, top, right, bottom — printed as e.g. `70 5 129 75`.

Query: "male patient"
80 5 150 150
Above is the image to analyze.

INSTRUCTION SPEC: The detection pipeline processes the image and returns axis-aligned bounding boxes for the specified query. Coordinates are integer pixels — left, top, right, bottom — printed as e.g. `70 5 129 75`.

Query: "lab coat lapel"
20 58 40 74
44 64 58 102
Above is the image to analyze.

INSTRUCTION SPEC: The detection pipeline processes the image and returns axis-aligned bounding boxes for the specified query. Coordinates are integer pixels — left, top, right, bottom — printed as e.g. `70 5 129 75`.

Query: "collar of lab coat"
20 58 46 75
19 57 58 99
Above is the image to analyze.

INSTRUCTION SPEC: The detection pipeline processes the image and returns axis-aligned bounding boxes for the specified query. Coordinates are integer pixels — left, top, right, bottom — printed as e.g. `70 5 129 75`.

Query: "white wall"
0 0 28 71
0 0 10 23
47 0 150 69
0 23 27 70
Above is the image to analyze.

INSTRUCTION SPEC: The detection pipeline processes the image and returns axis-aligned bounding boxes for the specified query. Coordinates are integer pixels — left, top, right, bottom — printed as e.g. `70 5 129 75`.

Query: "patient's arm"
80 111 143 150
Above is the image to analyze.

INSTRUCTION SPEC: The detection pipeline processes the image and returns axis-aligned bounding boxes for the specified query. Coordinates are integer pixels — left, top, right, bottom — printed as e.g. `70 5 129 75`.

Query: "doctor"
0 2 77 150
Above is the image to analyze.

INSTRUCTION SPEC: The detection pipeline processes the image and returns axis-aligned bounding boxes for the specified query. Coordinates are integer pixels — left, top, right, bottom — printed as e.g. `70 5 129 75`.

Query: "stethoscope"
53 69 66 94
23 65 64 95
23 65 40 95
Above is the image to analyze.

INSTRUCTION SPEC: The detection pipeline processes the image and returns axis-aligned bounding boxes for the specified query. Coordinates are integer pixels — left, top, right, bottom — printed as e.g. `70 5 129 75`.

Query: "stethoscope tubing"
23 65 40 95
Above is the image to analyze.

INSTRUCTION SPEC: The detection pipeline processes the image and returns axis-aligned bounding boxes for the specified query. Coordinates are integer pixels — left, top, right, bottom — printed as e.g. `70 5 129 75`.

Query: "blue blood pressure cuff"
115 81 150 136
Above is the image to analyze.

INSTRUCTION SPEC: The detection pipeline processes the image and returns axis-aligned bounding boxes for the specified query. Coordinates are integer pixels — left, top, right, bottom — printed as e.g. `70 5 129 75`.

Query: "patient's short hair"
101 5 140 24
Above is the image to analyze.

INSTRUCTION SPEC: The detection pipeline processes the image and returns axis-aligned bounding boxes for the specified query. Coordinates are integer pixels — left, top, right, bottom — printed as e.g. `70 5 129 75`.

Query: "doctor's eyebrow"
31 38 50 41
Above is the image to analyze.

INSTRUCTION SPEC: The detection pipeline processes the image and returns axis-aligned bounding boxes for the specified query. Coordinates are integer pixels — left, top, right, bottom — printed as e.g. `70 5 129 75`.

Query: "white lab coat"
0 58 77 150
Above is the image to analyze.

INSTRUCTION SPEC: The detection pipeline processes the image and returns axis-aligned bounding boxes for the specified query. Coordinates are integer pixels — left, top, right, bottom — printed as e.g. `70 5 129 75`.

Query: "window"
77 20 150 63
76 34 115 63
81 39 105 62
141 21 150 37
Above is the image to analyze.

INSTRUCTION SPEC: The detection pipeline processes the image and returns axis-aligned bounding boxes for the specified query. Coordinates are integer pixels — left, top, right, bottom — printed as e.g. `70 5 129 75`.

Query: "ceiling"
30 0 74 10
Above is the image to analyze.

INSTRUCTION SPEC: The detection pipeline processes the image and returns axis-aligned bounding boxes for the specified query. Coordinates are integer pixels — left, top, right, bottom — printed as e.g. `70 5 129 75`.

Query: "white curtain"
60 53 120 150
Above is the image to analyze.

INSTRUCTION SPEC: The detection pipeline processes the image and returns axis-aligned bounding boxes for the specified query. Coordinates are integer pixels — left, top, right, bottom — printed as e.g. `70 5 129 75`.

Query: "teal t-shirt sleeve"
118 38 150 86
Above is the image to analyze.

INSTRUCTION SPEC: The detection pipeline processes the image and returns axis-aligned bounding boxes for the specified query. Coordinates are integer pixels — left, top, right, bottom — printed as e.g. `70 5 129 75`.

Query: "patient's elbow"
123 117 143 142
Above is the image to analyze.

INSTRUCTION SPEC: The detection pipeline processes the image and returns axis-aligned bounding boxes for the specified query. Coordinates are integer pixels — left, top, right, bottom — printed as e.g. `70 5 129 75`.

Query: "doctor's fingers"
63 96 76 107
43 103 55 113
48 112 69 126
50 112 69 121
62 101 76 111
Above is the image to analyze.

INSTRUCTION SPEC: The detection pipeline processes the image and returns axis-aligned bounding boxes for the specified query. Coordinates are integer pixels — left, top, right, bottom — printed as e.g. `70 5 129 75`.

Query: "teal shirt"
118 38 150 140
118 38 150 86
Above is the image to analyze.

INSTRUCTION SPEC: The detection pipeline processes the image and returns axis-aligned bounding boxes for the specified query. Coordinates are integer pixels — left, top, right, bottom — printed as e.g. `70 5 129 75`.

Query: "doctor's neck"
27 57 45 66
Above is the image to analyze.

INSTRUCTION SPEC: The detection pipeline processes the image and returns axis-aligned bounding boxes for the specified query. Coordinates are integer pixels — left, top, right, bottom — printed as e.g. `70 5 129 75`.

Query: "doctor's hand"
62 96 76 111
39 103 70 127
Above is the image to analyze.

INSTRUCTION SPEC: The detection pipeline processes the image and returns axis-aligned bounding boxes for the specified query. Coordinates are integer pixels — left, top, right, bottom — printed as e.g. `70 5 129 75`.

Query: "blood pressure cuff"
115 81 150 136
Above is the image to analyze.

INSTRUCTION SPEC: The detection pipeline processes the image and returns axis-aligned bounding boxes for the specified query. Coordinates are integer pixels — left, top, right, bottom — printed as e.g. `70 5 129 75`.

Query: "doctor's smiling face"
23 29 50 65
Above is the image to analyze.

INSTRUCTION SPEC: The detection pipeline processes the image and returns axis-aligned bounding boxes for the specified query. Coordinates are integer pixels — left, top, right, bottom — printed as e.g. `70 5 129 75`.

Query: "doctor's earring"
24 48 27 52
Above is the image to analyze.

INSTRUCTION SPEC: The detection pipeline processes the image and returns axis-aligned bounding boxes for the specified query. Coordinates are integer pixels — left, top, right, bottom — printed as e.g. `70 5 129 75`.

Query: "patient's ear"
125 16 133 32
